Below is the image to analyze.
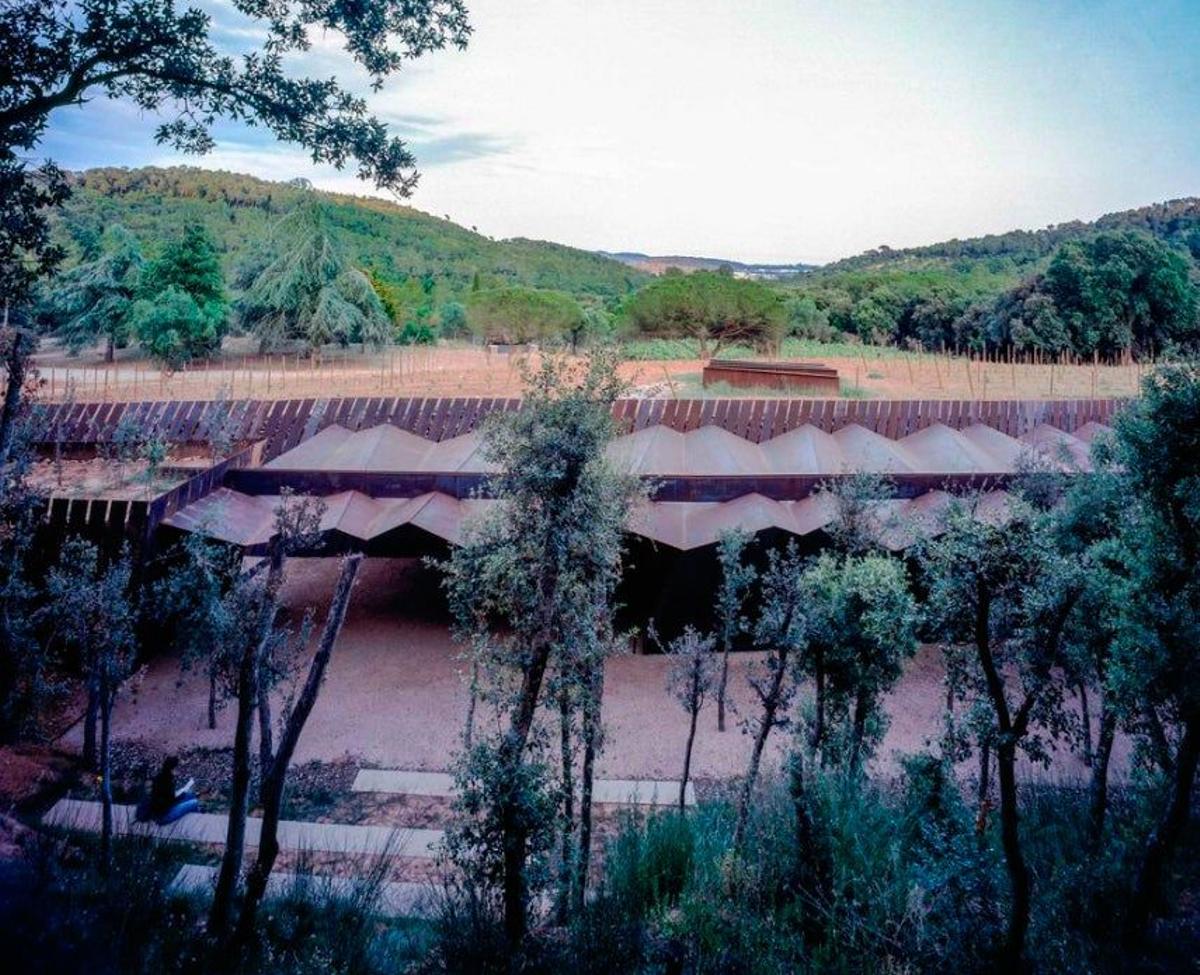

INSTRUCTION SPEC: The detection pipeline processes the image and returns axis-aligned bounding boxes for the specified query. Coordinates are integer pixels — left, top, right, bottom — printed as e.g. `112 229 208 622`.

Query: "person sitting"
135 756 200 825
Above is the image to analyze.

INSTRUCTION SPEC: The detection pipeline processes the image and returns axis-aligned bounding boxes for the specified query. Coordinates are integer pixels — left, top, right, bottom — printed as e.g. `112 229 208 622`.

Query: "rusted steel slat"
412 398 436 438
158 401 181 438
447 397 470 439
660 400 681 432
362 397 384 430
632 398 653 433
744 399 763 442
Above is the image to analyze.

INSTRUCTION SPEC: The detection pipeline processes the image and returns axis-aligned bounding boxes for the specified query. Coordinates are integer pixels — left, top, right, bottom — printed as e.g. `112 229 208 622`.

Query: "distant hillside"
599 251 815 280
819 197 1200 276
56 167 649 301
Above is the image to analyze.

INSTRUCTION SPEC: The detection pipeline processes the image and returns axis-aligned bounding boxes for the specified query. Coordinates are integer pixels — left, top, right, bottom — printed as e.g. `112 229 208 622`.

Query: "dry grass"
28 338 1149 405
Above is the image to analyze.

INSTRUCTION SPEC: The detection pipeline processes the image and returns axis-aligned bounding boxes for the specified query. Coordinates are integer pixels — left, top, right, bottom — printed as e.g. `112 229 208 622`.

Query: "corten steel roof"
32 395 1120 459
252 417 1101 477
32 396 1119 556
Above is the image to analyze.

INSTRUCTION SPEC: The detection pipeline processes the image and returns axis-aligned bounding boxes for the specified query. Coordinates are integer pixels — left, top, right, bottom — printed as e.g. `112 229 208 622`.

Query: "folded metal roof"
165 486 1016 553
47 395 1108 558
257 418 1106 479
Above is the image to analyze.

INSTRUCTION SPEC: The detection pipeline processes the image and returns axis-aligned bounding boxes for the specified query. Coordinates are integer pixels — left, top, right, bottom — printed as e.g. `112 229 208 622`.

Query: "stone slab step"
352 769 695 806
43 799 443 858
169 863 443 918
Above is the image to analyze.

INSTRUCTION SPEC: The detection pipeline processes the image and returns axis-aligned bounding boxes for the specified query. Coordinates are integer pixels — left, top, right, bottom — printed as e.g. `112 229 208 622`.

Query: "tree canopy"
466 285 584 345
618 270 786 356
959 232 1198 356
132 223 229 365
237 207 391 350
0 0 471 306
43 225 143 361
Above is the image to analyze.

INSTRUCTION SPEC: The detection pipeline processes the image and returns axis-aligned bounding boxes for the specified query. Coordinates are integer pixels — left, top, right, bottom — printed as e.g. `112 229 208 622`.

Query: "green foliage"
438 299 468 337
799 552 918 766
52 167 648 310
466 285 584 345
237 206 391 350
43 224 143 357
131 223 228 365
440 350 646 945
959 232 1199 356
0 832 422 975
618 270 786 355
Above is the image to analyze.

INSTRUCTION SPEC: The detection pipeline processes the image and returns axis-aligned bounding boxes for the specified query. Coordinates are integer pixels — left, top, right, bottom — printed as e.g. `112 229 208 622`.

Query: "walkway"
169 864 443 918
352 768 695 806
43 798 443 858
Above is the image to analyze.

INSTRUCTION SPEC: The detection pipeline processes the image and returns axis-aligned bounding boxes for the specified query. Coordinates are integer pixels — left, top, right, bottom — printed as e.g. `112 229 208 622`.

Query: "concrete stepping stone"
591 779 695 806
43 798 443 858
352 769 695 807
169 863 443 918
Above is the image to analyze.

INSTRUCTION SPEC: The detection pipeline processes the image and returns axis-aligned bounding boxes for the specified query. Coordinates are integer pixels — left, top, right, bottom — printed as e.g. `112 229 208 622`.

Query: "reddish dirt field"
31 342 1147 404
58 558 1123 791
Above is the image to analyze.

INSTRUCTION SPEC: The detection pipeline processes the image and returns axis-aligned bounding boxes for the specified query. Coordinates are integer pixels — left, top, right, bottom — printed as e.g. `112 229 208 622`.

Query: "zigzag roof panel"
423 431 495 472
161 488 276 547
1021 424 1093 470
263 424 354 469
901 423 1004 473
831 424 918 473
681 426 767 475
607 425 687 474
760 424 844 474
165 486 1017 554
684 493 791 548
959 422 1028 470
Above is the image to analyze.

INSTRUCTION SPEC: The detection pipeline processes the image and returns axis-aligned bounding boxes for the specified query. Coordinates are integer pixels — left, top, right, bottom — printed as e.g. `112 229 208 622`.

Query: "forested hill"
57 166 649 300
820 197 1200 275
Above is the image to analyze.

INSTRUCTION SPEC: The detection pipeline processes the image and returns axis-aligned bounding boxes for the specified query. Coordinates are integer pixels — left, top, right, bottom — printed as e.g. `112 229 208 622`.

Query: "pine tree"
132 223 228 365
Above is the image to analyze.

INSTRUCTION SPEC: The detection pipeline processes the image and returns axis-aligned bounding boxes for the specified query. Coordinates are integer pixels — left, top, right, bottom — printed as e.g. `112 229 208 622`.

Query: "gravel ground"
59 558 1126 799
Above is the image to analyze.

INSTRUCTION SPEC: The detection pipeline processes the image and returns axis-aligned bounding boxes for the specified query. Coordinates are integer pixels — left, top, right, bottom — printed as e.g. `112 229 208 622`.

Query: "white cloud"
44 0 1200 263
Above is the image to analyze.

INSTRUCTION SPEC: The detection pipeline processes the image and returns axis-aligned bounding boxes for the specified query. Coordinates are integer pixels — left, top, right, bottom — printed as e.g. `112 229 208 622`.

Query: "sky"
36 0 1200 264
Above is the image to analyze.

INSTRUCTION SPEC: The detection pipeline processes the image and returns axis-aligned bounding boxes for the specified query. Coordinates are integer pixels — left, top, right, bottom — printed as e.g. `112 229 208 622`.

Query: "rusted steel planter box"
702 359 841 393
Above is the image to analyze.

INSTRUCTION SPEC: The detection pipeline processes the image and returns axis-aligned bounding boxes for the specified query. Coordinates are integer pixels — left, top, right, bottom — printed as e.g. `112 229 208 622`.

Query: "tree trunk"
716 641 730 733
575 672 602 915
996 741 1031 970
207 640 259 940
973 589 1030 969
257 681 274 791
788 749 829 946
849 687 868 773
99 681 114 875
1143 704 1175 774
464 658 479 748
499 630 553 954
83 679 99 770
681 705 699 811
0 325 31 469
1078 682 1093 767
1086 701 1117 854
235 556 361 948
978 739 992 805
556 688 575 924
105 332 115 364
810 656 826 759
208 550 284 941
208 666 218 730
1127 716 1200 942
734 652 790 851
